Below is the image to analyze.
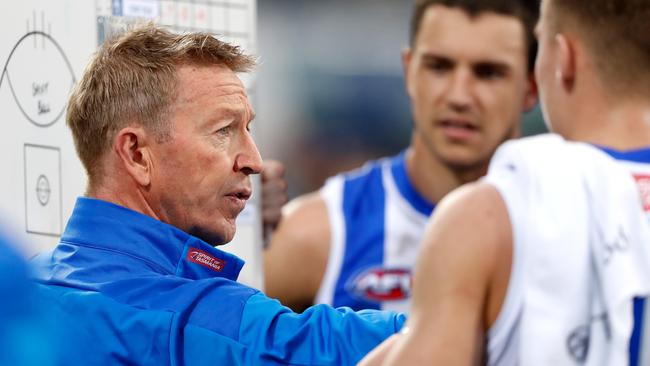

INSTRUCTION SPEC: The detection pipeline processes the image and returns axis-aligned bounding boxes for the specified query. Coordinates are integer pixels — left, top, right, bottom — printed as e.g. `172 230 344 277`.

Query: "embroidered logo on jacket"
347 267 412 302
633 174 650 212
187 248 226 272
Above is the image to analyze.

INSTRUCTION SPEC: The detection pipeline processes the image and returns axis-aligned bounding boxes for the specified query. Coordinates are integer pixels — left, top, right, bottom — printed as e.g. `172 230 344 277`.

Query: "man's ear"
523 73 539 112
401 48 415 97
113 126 153 187
555 33 575 92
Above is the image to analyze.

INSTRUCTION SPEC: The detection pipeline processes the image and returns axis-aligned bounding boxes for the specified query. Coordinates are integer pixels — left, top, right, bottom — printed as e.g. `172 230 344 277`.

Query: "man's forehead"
172 64 253 120
174 70 251 119
176 64 247 96
415 5 527 63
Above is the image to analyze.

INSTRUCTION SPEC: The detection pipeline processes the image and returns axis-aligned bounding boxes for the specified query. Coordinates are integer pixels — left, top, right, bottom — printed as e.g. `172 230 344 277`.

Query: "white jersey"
485 134 650 366
316 152 433 313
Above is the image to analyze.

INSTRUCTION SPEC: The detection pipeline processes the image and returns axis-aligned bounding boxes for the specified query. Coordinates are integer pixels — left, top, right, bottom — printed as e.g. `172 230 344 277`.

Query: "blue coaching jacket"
32 197 405 365
0 233 68 366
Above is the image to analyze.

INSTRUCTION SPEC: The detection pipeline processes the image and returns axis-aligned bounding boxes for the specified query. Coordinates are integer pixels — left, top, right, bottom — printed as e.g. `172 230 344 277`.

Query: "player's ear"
113 126 153 187
402 48 415 97
554 33 575 92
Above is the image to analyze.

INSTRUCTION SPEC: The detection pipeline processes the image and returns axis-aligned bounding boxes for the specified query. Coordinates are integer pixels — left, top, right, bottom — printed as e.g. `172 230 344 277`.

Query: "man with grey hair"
32 24 404 365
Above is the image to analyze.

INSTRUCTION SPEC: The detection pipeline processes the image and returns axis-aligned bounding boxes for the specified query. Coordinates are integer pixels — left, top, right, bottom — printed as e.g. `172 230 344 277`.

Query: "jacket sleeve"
237 292 406 366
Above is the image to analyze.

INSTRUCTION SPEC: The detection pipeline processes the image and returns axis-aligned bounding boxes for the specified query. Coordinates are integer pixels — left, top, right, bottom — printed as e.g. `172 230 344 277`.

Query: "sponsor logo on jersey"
633 174 650 212
347 267 412 302
187 248 226 272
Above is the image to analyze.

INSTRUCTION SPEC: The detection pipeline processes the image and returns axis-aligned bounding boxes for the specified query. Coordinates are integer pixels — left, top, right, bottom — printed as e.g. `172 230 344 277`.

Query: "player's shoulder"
330 154 399 185
418 181 511 300
321 153 401 204
264 193 330 287
489 133 621 183
437 181 507 226
277 191 328 236
493 133 614 166
264 190 331 307
273 153 402 245
491 133 565 166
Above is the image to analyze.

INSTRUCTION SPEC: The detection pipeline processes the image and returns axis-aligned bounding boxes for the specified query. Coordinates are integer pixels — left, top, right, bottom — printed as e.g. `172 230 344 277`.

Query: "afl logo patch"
347 267 412 302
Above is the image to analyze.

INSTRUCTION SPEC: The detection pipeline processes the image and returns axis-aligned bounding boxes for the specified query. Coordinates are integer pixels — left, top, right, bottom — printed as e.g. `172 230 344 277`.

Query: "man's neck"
405 138 487 204
567 95 650 150
88 183 162 223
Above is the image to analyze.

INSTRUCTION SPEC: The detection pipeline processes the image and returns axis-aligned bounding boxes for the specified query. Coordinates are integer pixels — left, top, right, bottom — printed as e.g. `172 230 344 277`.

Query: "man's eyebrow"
422 52 512 72
213 107 248 120
421 53 454 63
474 60 511 71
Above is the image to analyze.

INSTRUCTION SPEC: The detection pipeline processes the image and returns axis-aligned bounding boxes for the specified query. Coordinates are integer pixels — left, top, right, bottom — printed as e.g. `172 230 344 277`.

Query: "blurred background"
255 0 546 198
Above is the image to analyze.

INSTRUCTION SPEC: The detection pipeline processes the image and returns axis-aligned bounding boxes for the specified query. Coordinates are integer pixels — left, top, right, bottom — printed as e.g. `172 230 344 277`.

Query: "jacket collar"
62 197 245 281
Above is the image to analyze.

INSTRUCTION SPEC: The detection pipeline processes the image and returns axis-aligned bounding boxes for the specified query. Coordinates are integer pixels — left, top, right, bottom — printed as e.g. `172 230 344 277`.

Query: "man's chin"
441 153 490 173
189 225 236 247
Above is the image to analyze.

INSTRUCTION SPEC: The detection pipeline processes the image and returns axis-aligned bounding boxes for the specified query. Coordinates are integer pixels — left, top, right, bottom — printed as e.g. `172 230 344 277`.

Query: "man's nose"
444 69 473 112
234 132 263 175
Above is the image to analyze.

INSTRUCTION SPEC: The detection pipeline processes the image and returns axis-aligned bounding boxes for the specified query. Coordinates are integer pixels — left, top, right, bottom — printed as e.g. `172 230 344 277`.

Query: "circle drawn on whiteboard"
0 31 76 128
36 174 51 206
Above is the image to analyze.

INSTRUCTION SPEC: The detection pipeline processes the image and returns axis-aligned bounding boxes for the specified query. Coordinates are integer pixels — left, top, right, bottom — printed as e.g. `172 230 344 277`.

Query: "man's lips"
226 187 252 201
438 118 479 140
224 187 252 213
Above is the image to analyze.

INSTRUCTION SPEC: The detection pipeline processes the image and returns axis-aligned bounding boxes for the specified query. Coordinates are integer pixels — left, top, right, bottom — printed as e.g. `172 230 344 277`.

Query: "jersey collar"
390 151 435 216
62 197 245 281
596 146 650 164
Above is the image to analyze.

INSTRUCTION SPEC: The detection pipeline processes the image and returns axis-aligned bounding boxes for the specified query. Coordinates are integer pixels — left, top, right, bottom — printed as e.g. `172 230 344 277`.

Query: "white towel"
485 134 650 366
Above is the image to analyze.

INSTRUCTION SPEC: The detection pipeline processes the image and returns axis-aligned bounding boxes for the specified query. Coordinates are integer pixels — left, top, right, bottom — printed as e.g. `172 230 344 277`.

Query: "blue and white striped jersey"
316 151 434 313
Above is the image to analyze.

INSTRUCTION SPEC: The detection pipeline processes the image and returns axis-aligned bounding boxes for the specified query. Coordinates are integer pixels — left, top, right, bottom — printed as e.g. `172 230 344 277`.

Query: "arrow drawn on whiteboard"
0 30 76 128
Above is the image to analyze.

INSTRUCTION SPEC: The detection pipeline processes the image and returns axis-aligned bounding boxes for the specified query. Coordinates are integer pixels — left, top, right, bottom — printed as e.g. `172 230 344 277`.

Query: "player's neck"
405 142 486 204
566 96 650 150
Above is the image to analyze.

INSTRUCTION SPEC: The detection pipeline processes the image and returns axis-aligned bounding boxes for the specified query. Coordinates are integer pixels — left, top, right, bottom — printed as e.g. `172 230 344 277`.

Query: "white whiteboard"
0 0 263 288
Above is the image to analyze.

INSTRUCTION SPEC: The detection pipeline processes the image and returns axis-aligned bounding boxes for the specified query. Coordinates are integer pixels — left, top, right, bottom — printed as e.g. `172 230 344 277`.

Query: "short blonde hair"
67 23 256 187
